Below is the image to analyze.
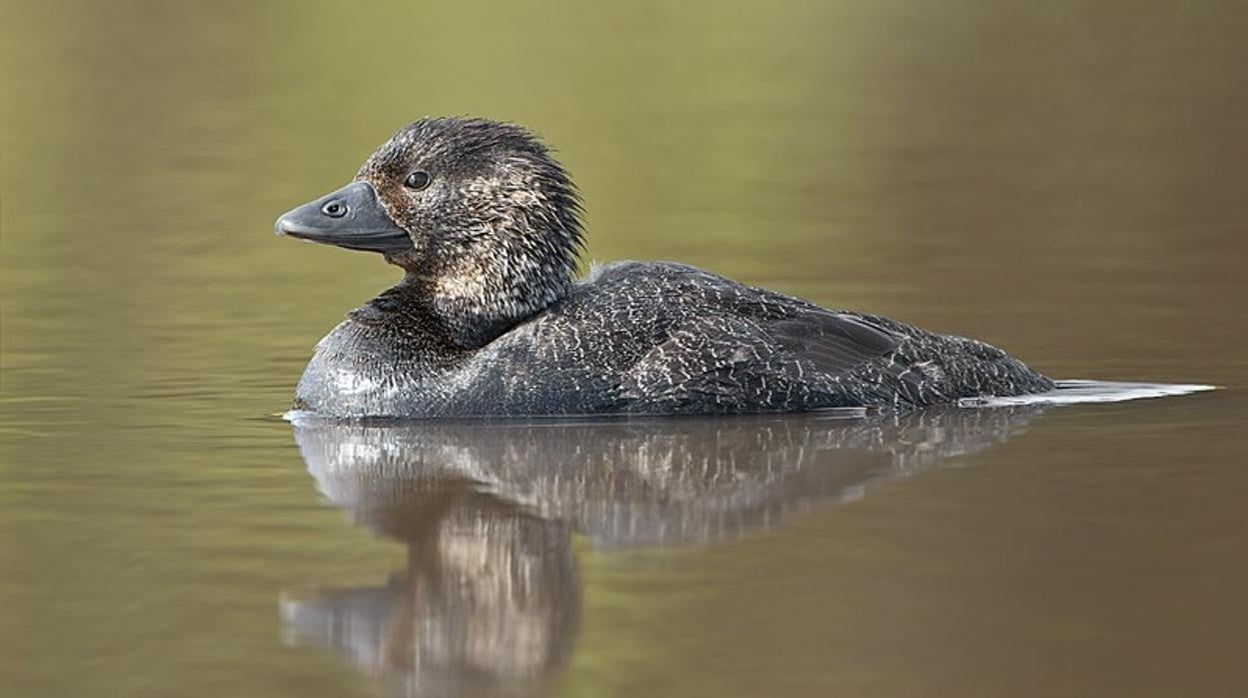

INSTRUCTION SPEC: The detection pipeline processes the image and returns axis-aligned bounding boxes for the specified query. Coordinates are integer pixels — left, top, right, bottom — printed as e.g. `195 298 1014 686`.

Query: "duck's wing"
618 311 903 413
765 312 901 373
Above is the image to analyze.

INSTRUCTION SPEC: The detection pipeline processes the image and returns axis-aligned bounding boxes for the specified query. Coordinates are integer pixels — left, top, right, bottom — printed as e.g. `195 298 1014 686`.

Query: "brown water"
2 2 1247 696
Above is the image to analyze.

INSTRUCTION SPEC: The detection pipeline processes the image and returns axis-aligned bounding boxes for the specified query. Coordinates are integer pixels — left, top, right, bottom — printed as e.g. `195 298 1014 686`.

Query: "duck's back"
459 261 1053 416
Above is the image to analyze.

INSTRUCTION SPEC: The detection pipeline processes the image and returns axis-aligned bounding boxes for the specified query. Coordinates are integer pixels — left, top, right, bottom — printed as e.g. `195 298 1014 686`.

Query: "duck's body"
296 260 1052 417
278 118 1052 418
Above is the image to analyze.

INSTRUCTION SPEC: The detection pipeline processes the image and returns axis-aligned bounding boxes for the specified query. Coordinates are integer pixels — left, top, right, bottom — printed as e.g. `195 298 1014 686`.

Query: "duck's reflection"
281 406 1046 696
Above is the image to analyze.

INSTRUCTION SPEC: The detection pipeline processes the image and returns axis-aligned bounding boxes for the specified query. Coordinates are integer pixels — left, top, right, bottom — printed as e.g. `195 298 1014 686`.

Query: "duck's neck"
355 272 566 351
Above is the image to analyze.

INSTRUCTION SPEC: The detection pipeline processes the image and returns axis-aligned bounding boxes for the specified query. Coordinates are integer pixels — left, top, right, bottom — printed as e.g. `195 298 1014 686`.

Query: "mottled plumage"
277 117 1053 418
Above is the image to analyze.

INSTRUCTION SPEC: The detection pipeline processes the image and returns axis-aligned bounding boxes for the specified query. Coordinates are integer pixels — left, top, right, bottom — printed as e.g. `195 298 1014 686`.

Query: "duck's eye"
404 170 432 190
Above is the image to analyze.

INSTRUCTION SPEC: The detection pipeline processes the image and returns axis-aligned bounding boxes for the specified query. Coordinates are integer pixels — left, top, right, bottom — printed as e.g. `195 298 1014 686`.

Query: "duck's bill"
274 181 414 254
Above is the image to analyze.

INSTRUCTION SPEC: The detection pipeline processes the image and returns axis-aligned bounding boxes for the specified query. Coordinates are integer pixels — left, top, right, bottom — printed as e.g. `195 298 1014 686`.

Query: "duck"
274 117 1054 418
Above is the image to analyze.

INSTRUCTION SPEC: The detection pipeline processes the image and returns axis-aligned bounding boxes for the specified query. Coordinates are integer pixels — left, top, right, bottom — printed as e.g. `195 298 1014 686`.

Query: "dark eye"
404 170 432 190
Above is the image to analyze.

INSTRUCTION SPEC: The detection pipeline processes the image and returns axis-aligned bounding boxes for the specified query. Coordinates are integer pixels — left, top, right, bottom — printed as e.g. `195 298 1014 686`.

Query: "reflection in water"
280 406 1049 696
281 483 577 698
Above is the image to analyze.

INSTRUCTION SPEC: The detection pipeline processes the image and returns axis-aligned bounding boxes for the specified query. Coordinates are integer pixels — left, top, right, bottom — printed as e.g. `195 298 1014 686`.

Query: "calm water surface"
2 2 1247 696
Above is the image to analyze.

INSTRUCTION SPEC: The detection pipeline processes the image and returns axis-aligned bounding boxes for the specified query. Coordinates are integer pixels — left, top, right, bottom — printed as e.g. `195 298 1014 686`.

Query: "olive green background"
2 1 1246 696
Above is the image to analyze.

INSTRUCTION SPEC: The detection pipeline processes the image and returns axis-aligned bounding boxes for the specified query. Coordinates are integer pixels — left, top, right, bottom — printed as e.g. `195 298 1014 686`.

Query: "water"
2 1 1247 696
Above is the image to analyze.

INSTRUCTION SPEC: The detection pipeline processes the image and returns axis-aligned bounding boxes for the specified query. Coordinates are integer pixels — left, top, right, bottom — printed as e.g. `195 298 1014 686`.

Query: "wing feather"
767 312 901 375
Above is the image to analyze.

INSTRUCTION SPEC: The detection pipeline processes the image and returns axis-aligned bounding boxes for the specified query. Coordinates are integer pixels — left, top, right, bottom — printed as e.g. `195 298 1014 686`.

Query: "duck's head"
276 117 583 345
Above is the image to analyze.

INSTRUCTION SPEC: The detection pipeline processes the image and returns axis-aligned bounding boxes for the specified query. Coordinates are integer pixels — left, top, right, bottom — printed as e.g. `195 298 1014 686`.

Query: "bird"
274 117 1054 418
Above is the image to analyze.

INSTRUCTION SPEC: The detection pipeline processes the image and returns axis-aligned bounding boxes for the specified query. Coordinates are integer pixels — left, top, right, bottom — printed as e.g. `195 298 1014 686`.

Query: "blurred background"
1 1 1246 696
